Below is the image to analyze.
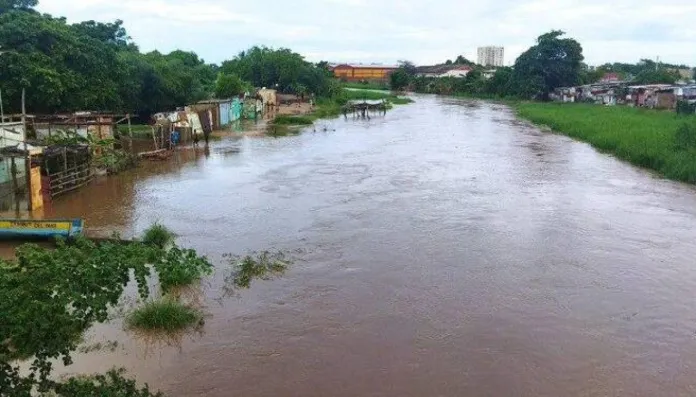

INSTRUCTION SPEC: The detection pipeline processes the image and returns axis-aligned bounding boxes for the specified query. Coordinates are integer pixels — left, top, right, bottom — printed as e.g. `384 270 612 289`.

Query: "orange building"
332 64 399 81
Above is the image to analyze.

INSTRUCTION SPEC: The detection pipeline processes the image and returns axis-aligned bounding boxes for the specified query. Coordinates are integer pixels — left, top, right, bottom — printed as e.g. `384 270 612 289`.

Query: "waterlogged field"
517 102 696 183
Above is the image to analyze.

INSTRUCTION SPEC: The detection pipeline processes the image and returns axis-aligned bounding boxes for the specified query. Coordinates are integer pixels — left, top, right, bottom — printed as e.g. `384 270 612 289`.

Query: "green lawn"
342 81 390 91
344 89 413 104
516 102 696 183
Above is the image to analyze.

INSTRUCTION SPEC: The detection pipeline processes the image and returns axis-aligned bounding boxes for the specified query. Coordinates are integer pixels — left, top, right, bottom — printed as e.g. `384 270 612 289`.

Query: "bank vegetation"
517 103 696 183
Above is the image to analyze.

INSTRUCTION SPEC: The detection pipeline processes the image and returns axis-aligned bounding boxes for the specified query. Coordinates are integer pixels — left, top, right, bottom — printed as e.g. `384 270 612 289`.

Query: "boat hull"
0 219 84 239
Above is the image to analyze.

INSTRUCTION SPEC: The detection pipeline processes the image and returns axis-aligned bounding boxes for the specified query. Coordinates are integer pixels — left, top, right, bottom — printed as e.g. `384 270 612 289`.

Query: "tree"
455 55 473 65
220 46 331 96
214 72 244 98
0 0 36 13
390 68 411 91
463 69 485 93
512 30 584 99
73 20 130 46
445 59 453 65
485 67 513 97
397 60 417 76
633 68 679 84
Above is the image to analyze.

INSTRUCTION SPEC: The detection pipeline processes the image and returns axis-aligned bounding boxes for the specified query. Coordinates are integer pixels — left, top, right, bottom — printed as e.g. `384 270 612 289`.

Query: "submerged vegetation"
125 299 203 333
0 224 211 396
517 103 696 183
344 89 413 105
224 251 292 292
155 246 213 293
141 223 175 249
53 369 162 397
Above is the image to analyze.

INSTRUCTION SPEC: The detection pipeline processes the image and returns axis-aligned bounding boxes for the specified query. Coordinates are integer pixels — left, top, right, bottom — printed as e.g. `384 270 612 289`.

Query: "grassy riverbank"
344 89 413 105
343 81 390 91
271 89 413 130
516 103 696 183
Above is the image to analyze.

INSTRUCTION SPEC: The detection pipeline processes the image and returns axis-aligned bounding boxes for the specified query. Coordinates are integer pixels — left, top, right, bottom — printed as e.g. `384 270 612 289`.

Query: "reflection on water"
11 96 696 396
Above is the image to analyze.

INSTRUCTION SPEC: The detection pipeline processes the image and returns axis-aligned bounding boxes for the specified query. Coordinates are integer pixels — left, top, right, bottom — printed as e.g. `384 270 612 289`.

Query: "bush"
55 369 163 397
676 100 696 116
141 224 174 249
154 246 213 293
675 121 696 150
125 299 202 332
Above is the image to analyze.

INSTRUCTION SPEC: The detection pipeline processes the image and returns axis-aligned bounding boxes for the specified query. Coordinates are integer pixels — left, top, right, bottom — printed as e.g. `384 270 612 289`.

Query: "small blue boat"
0 219 84 240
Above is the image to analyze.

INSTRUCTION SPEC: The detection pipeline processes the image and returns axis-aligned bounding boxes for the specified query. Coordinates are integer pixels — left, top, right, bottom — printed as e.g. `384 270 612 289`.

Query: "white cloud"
36 0 696 66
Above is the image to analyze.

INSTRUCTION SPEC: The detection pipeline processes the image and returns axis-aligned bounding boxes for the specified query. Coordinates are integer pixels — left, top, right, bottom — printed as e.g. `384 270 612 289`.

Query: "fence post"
22 88 32 212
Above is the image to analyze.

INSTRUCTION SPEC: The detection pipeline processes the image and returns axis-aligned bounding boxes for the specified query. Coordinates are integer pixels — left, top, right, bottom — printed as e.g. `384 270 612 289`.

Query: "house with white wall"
438 66 473 78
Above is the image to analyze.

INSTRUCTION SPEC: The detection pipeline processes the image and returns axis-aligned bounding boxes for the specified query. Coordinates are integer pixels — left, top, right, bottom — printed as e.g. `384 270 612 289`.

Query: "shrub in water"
126 298 202 333
141 224 174 249
155 246 213 293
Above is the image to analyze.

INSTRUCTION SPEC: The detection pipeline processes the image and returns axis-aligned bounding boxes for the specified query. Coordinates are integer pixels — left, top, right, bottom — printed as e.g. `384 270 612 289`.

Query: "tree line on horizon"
1 0 694 118
390 31 695 99
0 0 338 119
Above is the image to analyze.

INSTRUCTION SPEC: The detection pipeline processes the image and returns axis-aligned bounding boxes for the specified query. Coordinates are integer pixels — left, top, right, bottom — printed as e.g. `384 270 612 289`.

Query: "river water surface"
8 96 696 396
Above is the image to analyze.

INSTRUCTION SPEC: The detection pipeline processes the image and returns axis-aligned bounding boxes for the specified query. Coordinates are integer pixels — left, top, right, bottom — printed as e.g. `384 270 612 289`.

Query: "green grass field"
344 89 413 104
516 103 696 183
342 81 390 91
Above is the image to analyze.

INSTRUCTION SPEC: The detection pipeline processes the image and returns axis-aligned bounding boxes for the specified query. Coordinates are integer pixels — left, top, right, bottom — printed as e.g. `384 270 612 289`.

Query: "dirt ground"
276 102 313 115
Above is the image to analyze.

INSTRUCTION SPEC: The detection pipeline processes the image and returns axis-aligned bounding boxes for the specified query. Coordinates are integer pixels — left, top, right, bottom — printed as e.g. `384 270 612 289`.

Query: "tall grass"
517 103 696 183
141 223 175 249
125 298 202 332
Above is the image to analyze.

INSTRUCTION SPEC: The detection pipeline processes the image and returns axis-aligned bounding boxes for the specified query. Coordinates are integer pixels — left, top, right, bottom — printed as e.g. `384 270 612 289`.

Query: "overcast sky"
37 0 696 67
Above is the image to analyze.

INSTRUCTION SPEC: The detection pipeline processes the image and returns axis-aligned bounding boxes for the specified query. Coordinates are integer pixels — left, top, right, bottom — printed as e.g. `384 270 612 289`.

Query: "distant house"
332 64 399 82
438 66 473 78
482 69 497 80
416 65 475 78
600 73 621 83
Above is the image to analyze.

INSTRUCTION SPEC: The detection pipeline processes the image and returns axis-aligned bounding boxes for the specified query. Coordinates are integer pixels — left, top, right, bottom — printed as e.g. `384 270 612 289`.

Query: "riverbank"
270 89 413 131
516 102 696 183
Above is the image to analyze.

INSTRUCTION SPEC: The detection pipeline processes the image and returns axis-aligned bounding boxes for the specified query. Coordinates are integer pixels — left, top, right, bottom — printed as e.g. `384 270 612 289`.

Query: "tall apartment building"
477 46 504 67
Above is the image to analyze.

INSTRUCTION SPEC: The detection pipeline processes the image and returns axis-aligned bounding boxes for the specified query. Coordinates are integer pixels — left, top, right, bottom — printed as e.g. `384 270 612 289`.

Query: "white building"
477 46 504 67
439 66 473 78
0 122 25 149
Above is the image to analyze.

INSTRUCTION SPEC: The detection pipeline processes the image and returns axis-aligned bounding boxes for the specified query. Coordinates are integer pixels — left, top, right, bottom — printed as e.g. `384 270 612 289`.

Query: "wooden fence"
46 161 92 197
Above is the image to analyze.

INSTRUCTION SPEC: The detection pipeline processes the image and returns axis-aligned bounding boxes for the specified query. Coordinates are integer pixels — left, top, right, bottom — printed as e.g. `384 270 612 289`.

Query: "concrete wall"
0 122 25 149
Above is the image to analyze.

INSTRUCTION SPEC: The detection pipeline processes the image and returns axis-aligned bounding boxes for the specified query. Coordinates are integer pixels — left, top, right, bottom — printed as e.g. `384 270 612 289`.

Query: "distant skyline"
36 0 696 67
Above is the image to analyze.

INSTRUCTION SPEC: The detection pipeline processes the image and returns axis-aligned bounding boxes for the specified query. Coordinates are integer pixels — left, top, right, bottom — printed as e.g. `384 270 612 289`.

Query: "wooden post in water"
151 126 158 151
22 88 32 212
127 113 133 152
10 157 18 193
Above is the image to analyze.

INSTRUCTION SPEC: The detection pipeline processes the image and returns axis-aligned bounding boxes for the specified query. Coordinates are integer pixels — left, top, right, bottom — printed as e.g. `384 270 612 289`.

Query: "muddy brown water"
5 96 696 396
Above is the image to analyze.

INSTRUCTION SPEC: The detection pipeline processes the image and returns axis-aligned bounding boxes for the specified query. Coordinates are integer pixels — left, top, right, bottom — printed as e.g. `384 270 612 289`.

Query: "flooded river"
7 95 696 396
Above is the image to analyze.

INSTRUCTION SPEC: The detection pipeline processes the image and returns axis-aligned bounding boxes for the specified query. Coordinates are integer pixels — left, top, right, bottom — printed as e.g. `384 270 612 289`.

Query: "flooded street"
8 95 696 396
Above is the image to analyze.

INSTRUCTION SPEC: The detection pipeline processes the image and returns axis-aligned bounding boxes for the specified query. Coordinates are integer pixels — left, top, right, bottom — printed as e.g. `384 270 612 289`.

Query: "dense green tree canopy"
512 30 584 99
390 68 411 91
214 72 246 98
633 68 680 85
0 0 36 13
0 5 218 117
219 46 330 96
